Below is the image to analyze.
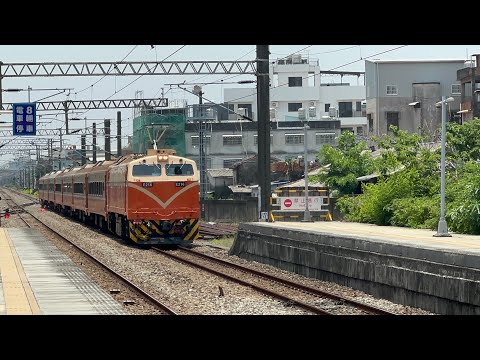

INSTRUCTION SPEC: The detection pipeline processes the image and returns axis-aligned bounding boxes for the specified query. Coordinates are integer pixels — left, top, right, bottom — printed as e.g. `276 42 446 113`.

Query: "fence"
204 198 258 223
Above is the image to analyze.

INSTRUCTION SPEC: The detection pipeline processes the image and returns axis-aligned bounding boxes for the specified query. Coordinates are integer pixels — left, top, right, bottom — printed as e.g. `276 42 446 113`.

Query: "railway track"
0 188 177 315
9 188 397 315
152 247 397 315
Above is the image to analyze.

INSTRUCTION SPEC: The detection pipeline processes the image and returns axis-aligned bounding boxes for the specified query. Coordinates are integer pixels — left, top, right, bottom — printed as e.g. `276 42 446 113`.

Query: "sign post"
13 103 36 136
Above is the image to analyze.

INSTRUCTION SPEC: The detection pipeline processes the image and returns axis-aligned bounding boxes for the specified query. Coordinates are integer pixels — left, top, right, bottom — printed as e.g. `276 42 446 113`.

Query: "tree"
312 131 374 196
337 126 440 227
335 120 480 234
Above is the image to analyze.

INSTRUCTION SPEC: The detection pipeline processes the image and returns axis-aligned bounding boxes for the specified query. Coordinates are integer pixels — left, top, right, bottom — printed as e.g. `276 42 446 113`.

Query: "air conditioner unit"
237 107 248 120
271 102 277 107
328 106 337 118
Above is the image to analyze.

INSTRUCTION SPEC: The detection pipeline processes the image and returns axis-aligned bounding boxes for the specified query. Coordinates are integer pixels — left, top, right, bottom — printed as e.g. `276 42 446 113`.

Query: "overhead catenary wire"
224 45 409 104
74 45 139 96
184 47 257 89
271 45 360 56
75 46 187 121
176 85 254 121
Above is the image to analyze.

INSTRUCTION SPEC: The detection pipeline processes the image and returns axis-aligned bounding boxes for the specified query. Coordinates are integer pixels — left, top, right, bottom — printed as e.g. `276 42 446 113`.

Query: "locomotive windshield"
165 163 194 176
132 164 162 176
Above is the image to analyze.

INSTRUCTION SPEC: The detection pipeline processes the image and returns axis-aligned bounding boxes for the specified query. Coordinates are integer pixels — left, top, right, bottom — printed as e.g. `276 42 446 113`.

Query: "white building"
223 54 367 136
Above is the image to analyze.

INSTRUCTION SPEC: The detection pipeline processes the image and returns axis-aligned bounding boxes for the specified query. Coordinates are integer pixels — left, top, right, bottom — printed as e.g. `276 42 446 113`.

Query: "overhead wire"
225 45 409 104
74 46 187 123
74 45 139 96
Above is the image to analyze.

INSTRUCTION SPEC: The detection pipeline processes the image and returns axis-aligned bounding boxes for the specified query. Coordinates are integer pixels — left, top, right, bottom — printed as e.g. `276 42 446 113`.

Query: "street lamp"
434 96 454 237
298 107 314 222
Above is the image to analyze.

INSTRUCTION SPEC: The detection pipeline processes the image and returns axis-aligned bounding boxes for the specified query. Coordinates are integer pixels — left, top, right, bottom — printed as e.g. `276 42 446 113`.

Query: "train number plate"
142 182 153 187
175 182 185 187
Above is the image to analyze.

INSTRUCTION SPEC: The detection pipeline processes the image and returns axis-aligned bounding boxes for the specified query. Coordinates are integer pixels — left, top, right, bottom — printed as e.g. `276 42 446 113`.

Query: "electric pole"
257 45 271 221
81 135 86 165
194 85 207 220
105 119 111 161
117 111 122 157
92 123 97 162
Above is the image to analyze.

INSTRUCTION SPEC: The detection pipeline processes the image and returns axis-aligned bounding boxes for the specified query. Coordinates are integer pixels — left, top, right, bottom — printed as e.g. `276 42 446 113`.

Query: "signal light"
4 214 9 219
4 208 9 219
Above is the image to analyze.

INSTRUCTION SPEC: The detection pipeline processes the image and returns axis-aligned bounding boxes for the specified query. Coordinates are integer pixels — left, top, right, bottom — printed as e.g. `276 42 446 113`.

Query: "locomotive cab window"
165 163 194 176
132 164 162 176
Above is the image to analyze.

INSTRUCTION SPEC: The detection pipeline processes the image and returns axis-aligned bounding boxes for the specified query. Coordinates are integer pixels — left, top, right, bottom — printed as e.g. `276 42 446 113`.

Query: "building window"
451 84 461 95
357 126 364 136
253 134 273 146
386 85 398 96
288 77 302 87
338 101 353 117
341 127 354 133
191 135 211 146
223 158 242 168
325 103 330 113
223 135 242 146
356 101 362 112
74 183 84 194
315 133 336 145
226 103 235 114
386 112 399 130
285 134 304 145
288 102 303 112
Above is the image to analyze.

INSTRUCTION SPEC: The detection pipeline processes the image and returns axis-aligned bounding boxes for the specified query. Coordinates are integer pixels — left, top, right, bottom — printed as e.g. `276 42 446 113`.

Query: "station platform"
230 221 480 315
0 228 126 315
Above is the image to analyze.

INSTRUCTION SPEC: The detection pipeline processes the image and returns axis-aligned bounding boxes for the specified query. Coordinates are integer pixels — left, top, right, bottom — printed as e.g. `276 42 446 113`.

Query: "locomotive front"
125 149 200 246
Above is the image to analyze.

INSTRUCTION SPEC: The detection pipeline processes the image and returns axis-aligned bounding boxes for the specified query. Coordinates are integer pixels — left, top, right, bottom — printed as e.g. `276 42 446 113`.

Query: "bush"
388 197 439 229
446 161 480 234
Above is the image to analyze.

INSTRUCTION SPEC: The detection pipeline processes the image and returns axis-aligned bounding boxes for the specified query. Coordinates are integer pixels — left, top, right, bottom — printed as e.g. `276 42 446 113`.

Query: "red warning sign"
284 199 292 208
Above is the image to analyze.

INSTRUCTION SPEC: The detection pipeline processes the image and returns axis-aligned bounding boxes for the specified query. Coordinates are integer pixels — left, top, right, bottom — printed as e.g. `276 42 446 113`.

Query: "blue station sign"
13 103 36 135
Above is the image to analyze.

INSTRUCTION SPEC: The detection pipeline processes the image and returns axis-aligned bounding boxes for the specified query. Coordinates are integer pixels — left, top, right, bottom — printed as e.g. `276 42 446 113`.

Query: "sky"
0 44 478 163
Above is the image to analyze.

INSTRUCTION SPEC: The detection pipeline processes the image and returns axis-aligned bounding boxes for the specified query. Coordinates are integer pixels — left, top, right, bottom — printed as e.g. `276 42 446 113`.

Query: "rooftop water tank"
298 108 306 120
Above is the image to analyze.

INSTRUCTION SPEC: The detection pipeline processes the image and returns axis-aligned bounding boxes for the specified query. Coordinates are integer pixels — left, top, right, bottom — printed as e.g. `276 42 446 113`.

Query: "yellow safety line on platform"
0 229 40 315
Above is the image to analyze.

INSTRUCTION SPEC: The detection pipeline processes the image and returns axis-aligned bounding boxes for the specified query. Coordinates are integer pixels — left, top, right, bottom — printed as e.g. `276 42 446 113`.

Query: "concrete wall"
230 224 480 314
366 60 464 98
365 60 465 136
204 199 258 223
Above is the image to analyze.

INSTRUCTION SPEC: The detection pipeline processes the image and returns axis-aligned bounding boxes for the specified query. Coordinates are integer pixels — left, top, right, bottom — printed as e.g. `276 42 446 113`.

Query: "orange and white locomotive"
39 149 200 246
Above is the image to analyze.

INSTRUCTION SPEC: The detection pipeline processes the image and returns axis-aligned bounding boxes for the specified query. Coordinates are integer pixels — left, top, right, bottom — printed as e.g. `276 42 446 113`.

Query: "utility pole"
194 85 207 220
302 123 312 222
105 119 111 160
117 111 122 157
92 123 97 162
81 135 86 165
256 45 271 221
64 101 69 134
59 129 63 170
471 56 477 119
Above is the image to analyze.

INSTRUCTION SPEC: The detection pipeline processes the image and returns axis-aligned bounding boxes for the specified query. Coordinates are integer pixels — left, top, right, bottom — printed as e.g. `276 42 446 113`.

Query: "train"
38 149 200 247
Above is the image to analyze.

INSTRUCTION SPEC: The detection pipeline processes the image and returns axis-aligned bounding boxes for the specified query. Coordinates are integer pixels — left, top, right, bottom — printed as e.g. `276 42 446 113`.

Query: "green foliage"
388 197 439 229
322 119 480 234
446 120 480 162
446 161 480 234
312 131 375 196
